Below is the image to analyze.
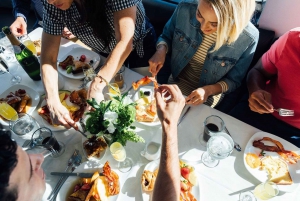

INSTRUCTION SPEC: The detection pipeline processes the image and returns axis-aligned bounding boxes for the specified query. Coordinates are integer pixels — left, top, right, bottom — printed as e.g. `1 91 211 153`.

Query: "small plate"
56 160 119 201
57 47 100 80
141 159 200 201
132 86 161 127
0 84 40 126
81 135 108 161
244 132 300 192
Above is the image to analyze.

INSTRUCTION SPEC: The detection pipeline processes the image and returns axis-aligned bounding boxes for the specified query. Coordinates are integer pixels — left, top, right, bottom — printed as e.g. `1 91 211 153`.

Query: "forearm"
153 123 180 201
247 59 268 94
203 83 223 96
12 0 31 20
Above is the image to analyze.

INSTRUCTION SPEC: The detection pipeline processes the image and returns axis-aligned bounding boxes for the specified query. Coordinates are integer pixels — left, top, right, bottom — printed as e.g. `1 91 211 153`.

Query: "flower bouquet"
84 92 145 146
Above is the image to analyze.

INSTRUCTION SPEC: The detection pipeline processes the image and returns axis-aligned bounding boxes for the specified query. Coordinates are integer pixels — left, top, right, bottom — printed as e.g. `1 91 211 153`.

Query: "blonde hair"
204 0 255 51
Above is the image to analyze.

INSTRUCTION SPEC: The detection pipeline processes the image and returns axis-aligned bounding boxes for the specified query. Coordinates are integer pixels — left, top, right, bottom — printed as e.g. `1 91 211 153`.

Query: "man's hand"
10 17 27 36
155 85 185 125
185 87 209 106
62 27 76 39
248 90 274 114
47 100 78 129
148 49 167 77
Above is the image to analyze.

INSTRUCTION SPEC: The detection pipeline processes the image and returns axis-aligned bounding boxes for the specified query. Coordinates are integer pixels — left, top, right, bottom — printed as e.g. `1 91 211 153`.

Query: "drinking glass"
114 65 126 92
201 132 234 168
8 63 22 84
199 115 225 147
239 181 279 201
17 34 37 55
108 83 121 100
9 113 40 136
0 32 15 62
31 127 65 158
110 142 133 173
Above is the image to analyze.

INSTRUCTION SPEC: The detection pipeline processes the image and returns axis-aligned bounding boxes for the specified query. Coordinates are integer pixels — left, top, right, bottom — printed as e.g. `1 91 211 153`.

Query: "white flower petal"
123 96 133 105
104 111 118 121
107 122 116 133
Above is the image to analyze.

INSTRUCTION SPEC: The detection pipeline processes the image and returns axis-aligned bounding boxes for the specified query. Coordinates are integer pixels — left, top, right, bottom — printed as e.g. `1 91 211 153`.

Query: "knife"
51 172 103 177
177 106 191 126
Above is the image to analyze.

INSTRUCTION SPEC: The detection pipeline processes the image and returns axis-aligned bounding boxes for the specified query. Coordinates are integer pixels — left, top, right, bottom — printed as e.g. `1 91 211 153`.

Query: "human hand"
87 78 106 110
155 85 185 125
47 100 78 129
10 17 27 36
248 90 273 114
62 27 76 39
148 50 166 77
185 87 209 106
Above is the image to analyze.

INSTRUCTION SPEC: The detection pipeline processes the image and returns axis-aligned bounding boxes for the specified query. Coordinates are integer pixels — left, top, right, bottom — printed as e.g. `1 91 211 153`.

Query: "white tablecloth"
0 28 299 201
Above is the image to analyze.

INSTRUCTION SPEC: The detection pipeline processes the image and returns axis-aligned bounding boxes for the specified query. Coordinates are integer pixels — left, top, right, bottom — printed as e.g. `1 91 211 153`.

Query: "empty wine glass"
110 142 133 173
31 127 65 158
0 32 15 62
8 63 22 84
201 132 234 168
239 181 279 201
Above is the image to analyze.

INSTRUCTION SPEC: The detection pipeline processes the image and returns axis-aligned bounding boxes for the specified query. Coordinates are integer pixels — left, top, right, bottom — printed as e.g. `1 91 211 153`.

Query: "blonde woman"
149 0 259 109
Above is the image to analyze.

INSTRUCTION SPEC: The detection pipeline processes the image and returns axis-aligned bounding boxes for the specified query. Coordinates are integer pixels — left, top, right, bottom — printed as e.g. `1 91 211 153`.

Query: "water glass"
0 32 15 63
9 113 39 136
200 115 224 146
31 127 65 158
110 142 133 173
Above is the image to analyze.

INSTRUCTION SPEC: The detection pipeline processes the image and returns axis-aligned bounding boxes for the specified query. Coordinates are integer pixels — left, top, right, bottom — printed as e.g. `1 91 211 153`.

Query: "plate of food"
82 135 108 161
57 47 100 80
141 159 200 201
244 132 300 192
0 84 40 126
133 86 160 127
57 160 120 201
38 89 87 131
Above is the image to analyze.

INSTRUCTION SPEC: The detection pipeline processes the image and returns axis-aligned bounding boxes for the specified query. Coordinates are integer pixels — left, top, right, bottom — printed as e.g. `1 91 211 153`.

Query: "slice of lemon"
0 103 18 120
59 92 66 102
188 170 198 186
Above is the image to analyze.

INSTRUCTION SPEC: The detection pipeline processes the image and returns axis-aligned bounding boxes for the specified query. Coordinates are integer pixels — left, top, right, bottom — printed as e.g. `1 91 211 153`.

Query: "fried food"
141 170 157 192
0 89 31 115
102 161 120 196
245 153 261 168
59 55 74 69
132 76 158 90
17 94 30 113
33 39 41 56
83 136 107 158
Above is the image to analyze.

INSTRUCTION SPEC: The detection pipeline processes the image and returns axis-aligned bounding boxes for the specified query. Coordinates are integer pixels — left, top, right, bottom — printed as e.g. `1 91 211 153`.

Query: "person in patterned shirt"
41 0 156 129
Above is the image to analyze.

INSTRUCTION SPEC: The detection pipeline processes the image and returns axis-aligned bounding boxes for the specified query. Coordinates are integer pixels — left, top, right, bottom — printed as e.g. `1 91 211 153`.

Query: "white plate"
141 159 200 201
244 131 300 192
0 84 40 126
81 135 108 161
132 86 161 127
57 47 100 80
56 160 119 201
38 99 67 131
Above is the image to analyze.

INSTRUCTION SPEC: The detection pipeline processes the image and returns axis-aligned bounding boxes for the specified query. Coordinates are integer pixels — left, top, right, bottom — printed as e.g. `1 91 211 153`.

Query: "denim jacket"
157 0 259 94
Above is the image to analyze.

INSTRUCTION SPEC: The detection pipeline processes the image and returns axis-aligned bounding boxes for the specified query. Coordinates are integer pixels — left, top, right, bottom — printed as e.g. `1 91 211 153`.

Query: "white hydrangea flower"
107 122 116 134
122 96 133 106
104 111 118 134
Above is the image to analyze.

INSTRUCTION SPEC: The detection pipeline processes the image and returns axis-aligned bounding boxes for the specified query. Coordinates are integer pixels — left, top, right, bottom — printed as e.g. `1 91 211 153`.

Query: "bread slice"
261 156 293 185
83 136 107 158
85 177 109 201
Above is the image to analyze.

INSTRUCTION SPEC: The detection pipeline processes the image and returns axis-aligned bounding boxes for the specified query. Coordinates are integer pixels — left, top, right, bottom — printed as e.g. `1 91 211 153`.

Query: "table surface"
0 28 299 201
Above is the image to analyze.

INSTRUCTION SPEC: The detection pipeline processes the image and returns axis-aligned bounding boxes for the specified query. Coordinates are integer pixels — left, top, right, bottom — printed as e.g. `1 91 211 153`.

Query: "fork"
274 108 294 116
224 126 242 152
50 154 82 201
47 149 79 200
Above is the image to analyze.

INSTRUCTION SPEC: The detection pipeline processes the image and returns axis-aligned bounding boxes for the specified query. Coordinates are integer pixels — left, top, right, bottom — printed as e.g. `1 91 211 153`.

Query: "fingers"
249 91 273 113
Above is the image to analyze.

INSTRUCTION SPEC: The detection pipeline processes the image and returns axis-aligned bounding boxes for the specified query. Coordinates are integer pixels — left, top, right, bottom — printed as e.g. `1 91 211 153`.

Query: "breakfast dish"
133 86 160 127
57 161 120 201
33 39 41 56
0 84 40 126
57 47 100 79
141 159 200 201
244 132 300 192
82 135 108 161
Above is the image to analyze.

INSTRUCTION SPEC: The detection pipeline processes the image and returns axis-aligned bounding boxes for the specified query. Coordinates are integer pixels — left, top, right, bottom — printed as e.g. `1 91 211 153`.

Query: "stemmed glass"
31 127 65 158
201 132 234 168
108 83 121 100
114 65 127 92
239 181 279 201
110 142 133 173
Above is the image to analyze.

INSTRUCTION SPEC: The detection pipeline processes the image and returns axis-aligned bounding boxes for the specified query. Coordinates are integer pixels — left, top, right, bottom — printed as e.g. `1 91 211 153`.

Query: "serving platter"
0 84 40 126
141 159 200 201
244 131 300 192
132 86 161 127
57 47 100 80
57 160 119 201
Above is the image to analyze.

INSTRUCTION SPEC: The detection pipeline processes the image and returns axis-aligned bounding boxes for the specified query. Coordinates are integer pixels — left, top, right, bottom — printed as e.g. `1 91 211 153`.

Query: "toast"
83 136 107 158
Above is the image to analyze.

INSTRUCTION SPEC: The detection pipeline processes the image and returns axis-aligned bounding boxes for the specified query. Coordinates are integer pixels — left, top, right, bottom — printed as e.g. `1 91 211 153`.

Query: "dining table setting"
0 27 300 201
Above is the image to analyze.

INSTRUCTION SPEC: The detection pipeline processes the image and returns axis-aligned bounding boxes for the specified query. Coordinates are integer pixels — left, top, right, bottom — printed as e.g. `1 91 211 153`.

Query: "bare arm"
41 31 77 128
88 6 136 101
153 85 185 201
247 58 275 113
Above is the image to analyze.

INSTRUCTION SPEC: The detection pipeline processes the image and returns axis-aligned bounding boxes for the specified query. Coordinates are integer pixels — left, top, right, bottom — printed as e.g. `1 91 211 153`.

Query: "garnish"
259 150 266 157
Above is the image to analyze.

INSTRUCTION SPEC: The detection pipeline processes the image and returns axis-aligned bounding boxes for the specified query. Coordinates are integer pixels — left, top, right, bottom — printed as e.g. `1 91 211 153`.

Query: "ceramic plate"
132 86 161 127
0 84 40 126
81 135 108 161
38 99 67 131
141 159 200 201
244 131 300 192
57 47 100 80
56 160 119 201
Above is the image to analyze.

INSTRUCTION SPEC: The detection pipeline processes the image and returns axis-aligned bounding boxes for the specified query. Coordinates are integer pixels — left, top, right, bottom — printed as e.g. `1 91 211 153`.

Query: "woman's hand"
148 47 167 76
87 77 106 106
185 87 209 106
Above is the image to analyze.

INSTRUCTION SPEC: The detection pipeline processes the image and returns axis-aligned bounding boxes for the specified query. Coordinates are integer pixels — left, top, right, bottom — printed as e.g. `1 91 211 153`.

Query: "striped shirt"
42 0 148 57
169 32 228 107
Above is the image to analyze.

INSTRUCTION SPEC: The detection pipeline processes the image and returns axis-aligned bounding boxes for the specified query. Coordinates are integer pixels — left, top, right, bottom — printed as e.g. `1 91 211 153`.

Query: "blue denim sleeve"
221 36 259 94
12 0 32 22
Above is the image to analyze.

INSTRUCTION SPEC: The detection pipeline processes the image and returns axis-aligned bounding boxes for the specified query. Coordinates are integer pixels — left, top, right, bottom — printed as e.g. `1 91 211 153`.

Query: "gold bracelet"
95 75 108 85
